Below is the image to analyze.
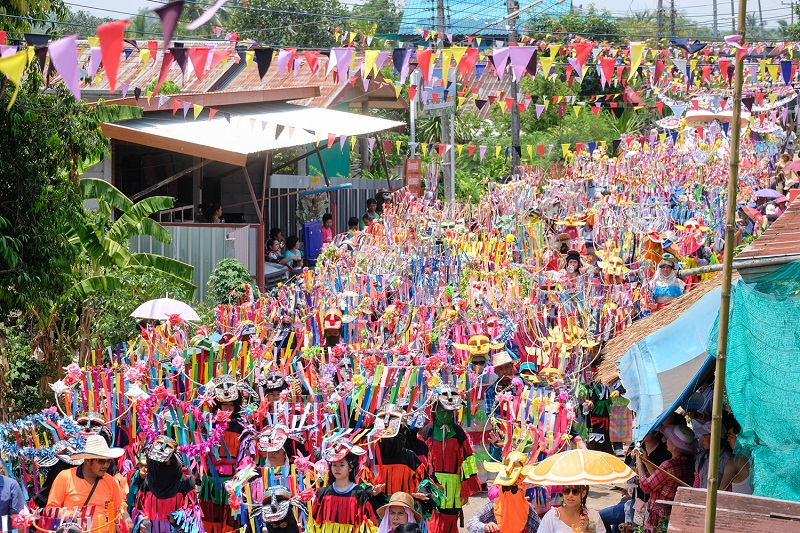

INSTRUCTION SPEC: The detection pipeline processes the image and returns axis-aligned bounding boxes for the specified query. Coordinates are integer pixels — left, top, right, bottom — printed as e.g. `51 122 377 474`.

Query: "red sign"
405 158 422 197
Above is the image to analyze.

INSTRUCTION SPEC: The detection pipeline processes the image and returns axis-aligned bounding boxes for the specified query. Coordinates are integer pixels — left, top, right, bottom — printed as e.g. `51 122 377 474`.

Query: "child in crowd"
321 214 334 246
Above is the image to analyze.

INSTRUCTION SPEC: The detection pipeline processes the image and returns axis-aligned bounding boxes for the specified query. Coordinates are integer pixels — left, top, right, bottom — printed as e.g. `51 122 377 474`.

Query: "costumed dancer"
200 375 251 533
309 440 377 533
33 442 81 508
256 486 304 533
133 436 199 533
421 387 481 533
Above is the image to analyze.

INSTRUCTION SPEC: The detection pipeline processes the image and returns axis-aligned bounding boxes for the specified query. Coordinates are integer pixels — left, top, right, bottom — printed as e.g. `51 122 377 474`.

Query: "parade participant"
200 375 249 533
360 404 426 497
538 485 605 533
261 371 289 405
650 254 684 309
257 486 302 533
310 441 377 533
33 442 82 508
485 351 519 418
421 387 481 533
126 455 148 512
637 425 695 532
544 233 572 271
562 249 583 283
376 492 421 533
720 418 752 495
597 255 630 285
134 436 197 533
466 452 541 533
46 435 134 530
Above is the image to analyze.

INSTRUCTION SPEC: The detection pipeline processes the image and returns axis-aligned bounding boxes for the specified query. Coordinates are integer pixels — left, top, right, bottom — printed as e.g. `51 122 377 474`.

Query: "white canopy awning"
101 101 405 166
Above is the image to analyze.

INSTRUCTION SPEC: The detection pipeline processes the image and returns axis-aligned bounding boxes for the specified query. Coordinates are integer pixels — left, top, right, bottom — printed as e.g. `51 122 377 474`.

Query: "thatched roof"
596 272 738 384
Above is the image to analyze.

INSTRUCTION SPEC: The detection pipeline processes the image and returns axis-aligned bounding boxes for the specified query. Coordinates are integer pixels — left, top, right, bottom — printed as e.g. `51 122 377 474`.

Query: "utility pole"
670 0 676 37
657 0 664 40
784 0 795 25
731 0 736 31
437 0 454 202
508 0 521 170
758 0 764 38
713 0 719 37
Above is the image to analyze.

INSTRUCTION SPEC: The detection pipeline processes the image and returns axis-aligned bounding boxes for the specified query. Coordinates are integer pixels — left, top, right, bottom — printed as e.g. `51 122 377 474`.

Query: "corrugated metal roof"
399 0 572 38
54 41 240 98
735 199 800 262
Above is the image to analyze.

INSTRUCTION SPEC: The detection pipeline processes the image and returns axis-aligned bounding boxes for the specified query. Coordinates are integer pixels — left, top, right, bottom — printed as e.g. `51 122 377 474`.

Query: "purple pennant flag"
491 47 510 80
88 46 102 77
363 76 370 92
155 0 184 50
548 144 553 154
375 50 390 72
277 48 293 75
535 104 545 118
121 82 129 98
368 138 376 152
421 90 429 103
340 135 347 150
508 46 534 82
0 45 18 58
187 0 229 30
224 112 231 123
446 33 453 43
182 100 190 118
748 64 758 83
479 145 487 161
567 56 581 80
782 107 789 124
48 34 80 101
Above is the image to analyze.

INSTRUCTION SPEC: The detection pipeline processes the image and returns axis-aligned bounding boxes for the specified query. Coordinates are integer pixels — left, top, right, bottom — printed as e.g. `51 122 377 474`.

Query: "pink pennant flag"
479 145 487 161
213 26 223 37
88 46 102 77
187 0 229 30
328 133 337 149
508 46 534 82
288 126 295 138
0 45 18 58
362 76 370 92
339 135 347 150
492 47 510 80
182 100 190 118
535 104 545 118
97 19 131 91
121 82 129 98
48 34 80 101
277 48 293 75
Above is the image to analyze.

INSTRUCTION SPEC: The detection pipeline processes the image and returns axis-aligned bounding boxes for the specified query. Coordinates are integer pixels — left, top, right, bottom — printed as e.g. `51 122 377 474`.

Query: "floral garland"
135 387 229 455
0 407 84 460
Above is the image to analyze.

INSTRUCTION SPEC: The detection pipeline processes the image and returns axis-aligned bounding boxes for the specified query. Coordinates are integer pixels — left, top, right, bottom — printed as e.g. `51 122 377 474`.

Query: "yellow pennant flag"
659 133 667 143
420 142 428 154
451 46 467 69
526 145 533 160
457 144 464 156
539 55 554 79
88 36 100 47
543 99 549 110
395 140 402 154
364 50 380 77
140 49 151 65
769 93 778 104
759 59 768 77
498 100 507 113
441 49 453 85
548 44 560 60
561 143 571 157
0 51 28 108
245 50 255 69
350 136 358 151
476 37 482 46
457 96 466 108
495 145 502 158
349 31 357 43
599 141 606 150
146 89 154 104
394 85 402 98
767 64 780 82
573 105 581 118
628 42 645 80
193 104 204 119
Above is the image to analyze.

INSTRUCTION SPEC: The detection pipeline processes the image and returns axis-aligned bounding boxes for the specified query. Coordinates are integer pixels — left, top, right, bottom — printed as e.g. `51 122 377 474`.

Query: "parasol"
656 116 682 130
131 297 200 321
523 449 635 486
754 188 781 199
782 160 800 173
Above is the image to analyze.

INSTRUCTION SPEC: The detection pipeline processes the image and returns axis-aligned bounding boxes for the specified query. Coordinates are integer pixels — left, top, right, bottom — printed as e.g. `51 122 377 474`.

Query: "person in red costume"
420 386 482 533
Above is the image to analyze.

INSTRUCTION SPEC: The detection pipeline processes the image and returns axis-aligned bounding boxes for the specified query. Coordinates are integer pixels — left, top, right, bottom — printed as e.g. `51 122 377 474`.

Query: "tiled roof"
735 199 800 262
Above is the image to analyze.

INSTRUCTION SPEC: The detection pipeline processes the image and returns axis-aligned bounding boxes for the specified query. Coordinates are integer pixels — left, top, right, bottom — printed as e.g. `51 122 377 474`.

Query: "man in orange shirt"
46 435 134 531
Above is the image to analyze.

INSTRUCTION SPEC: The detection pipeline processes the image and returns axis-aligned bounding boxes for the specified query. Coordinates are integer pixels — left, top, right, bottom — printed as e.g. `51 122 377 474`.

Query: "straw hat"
376 492 422 522
492 350 515 368
71 434 124 460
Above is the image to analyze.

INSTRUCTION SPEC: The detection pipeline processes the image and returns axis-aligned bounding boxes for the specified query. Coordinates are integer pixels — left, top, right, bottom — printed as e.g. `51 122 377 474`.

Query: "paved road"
459 485 625 531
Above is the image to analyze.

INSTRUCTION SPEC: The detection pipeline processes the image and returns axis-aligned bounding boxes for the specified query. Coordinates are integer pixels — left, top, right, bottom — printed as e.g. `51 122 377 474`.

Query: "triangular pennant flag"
508 46 534 81
173 99 181 115
368 138 376 152
158 94 170 108
491 47 511 80
188 47 211 81
417 49 434 83
187 0 229 30
154 0 184 49
209 49 231 71
495 145 502 158
254 47 274 79
97 19 131 91
182 100 190 118
192 104 203 119
479 145 487 161
628 42 645 80
48 34 80 101
537 144 544 158
208 108 218 120
0 51 27 108
154 50 175 95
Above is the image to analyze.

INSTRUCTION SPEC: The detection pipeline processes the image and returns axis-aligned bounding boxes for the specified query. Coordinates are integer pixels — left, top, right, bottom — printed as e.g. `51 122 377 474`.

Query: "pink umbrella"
782 160 800 173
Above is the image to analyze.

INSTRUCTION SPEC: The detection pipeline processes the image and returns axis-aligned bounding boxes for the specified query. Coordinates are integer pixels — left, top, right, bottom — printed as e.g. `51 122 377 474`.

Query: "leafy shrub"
207 258 259 305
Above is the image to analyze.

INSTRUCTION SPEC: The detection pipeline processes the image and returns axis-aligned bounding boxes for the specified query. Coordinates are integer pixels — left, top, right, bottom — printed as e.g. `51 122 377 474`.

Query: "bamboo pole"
704 6 747 533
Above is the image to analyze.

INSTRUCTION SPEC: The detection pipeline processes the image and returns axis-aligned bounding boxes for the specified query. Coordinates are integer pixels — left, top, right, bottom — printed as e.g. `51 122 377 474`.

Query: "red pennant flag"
467 36 473 44
691 100 699 111
591 106 600 116
209 49 231 71
718 59 730 82
147 41 159 64
97 19 130 91
328 133 337 149
431 92 439 103
701 65 711 84
757 92 764 106
616 65 626 85
537 144 544 158
383 139 393 154
575 143 583 153
303 51 320 74
407 85 417 101
505 97 513 109
417 49 433 83
736 48 747 64
696 127 703 137
517 103 525 112
458 48 479 79
208 108 217 121
155 50 175 95
172 98 181 115
468 145 476 156
600 57 615 86
437 144 445 156
656 101 663 115
719 99 727 111
188 47 210 81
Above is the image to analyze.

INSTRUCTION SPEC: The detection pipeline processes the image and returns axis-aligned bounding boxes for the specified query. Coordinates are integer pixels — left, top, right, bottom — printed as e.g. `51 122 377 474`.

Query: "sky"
66 0 793 30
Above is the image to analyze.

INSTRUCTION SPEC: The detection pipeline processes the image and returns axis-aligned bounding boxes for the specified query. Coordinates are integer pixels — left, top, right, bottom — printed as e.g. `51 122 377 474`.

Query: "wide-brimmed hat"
661 425 696 455
71 434 124 460
376 492 422 522
484 451 529 486
38 441 83 468
492 350 515 368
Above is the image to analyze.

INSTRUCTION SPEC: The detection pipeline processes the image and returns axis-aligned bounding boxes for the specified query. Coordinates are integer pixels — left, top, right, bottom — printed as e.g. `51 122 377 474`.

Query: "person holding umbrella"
537 485 605 533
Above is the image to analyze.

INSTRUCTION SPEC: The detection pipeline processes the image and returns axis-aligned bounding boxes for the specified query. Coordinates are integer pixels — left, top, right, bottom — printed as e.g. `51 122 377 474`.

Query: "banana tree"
63 178 196 358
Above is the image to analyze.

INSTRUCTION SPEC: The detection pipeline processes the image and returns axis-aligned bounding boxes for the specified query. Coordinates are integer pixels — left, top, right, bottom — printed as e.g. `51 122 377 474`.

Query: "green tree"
529 5 620 39
207 258 258 305
350 0 401 34
0 0 68 34
63 9 113 38
228 0 346 48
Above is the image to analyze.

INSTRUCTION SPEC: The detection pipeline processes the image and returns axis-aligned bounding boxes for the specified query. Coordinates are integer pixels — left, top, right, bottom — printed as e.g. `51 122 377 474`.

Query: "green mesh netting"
707 260 800 501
